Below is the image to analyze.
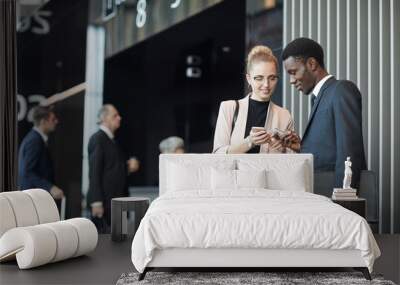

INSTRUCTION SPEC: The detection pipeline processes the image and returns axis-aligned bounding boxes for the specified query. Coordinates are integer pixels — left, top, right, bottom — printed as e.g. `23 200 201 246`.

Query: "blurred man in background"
87 104 139 231
18 105 64 200
159 136 185 154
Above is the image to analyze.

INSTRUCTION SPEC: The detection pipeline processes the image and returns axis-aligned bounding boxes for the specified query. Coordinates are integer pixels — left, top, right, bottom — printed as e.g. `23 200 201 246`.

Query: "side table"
332 197 366 218
111 197 150 242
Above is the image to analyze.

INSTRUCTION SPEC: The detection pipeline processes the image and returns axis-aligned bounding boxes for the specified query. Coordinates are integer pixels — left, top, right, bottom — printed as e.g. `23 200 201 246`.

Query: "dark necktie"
311 94 317 107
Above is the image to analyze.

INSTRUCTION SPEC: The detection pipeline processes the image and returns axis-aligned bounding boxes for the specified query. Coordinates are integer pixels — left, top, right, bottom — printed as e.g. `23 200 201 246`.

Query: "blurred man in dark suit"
18 105 64 200
87 104 139 230
282 37 366 190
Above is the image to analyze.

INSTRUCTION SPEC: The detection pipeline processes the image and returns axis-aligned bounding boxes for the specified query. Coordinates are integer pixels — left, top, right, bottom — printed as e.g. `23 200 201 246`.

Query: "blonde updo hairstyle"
246 45 279 74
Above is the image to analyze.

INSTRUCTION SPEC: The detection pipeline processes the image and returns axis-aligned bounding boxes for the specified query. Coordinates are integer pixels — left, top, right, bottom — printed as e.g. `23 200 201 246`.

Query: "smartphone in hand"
251 126 266 133
272 128 289 139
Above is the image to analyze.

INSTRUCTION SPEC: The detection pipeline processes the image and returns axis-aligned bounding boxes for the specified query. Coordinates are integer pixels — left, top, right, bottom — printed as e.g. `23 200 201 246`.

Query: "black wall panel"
17 0 88 217
104 0 246 186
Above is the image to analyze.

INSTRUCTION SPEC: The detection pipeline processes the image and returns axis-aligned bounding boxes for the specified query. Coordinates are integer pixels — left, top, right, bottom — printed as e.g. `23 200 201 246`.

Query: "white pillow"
236 169 267 189
265 162 307 191
211 168 267 190
167 160 235 191
210 168 236 190
238 160 308 191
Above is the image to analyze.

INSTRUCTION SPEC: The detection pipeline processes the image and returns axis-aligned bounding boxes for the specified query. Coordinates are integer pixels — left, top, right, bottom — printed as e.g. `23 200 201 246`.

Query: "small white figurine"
342 156 352 189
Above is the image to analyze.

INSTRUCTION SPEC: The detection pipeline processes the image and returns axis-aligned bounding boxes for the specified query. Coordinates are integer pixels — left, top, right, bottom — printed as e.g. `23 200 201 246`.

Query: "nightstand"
111 197 150 242
332 198 366 218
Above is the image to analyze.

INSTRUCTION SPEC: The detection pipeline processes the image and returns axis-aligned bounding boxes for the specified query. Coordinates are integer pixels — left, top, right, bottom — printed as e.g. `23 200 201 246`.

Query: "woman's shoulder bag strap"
231 100 239 135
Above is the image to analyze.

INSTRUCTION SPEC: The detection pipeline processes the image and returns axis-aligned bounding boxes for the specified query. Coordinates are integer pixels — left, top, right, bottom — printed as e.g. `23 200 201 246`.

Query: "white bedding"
131 190 380 273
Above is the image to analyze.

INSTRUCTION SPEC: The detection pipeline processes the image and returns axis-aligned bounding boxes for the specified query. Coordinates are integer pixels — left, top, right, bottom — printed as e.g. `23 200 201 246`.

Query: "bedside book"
332 195 359 200
333 188 357 193
332 188 357 200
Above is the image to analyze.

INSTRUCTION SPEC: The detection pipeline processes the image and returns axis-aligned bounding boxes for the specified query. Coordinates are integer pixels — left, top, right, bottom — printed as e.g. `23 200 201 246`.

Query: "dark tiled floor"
0 235 133 285
374 234 400 284
1 234 398 285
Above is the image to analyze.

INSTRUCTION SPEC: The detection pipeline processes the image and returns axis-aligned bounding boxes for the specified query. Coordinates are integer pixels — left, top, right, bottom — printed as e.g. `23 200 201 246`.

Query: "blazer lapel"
264 101 273 131
260 101 274 153
303 77 336 138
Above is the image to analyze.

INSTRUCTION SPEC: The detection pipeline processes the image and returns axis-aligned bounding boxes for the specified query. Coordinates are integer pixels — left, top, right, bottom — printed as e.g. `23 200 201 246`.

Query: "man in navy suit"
18 106 64 200
282 38 366 190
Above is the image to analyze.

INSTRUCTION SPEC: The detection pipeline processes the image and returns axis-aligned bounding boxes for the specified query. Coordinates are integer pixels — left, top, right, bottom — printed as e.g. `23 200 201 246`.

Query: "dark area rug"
116 271 396 285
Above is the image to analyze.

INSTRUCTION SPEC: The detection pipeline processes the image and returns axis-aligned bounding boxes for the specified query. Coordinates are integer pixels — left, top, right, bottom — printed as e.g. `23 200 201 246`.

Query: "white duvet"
131 190 380 273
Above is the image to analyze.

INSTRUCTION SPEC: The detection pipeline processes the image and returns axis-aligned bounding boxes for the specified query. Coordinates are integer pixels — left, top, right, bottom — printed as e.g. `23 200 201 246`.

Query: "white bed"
131 154 380 280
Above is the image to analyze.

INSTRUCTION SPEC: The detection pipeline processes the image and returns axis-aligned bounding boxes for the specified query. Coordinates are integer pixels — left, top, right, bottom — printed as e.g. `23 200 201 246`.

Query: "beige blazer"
213 95 295 153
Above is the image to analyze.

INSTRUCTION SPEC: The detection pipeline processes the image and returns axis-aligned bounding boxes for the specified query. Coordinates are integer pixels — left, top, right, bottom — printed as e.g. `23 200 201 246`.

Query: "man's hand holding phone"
281 130 301 152
264 128 286 152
